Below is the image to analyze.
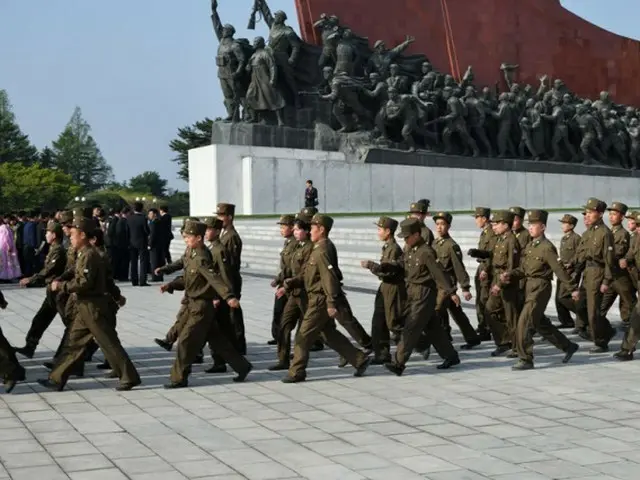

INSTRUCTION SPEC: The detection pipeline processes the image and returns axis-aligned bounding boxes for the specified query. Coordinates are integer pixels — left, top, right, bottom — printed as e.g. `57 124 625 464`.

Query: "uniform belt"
586 260 604 268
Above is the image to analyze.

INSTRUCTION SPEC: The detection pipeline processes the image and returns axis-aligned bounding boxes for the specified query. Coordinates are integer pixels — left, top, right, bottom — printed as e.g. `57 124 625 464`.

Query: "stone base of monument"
189 136 640 215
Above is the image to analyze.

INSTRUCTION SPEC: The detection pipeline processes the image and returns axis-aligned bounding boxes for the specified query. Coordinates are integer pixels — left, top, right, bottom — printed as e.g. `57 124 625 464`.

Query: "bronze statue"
321 72 372 132
245 36 286 125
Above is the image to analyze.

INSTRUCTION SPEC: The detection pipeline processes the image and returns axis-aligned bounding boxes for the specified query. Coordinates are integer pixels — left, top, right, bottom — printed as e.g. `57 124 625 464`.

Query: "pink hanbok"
0 224 21 280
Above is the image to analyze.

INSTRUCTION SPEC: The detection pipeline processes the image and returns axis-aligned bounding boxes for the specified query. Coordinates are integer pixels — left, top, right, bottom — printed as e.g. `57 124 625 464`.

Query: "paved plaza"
2 277 640 480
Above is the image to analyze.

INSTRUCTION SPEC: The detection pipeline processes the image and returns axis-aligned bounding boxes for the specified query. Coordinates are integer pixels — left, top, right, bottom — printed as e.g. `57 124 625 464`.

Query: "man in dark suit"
105 209 119 276
304 180 318 209
127 202 150 286
158 205 173 264
148 208 165 281
114 208 130 281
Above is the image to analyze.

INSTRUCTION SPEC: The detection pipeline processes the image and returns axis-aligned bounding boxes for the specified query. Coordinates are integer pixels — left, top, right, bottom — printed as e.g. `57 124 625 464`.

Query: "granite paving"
1 276 640 480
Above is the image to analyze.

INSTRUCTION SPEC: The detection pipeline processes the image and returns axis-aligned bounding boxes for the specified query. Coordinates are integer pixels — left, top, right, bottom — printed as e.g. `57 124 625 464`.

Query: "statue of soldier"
318 66 334 95
540 96 576 162
575 103 607 165
211 0 249 122
519 98 544 160
434 87 480 156
622 106 638 127
313 14 340 69
245 36 286 126
375 86 423 151
627 118 640 169
601 110 629 167
363 72 388 112
367 36 415 78
592 91 614 112
386 64 410 93
491 92 517 158
464 86 493 156
321 72 372 133
332 29 359 76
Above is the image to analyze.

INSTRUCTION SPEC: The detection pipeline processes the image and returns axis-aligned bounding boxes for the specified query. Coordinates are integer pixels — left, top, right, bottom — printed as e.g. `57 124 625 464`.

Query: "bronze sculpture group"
210 0 640 169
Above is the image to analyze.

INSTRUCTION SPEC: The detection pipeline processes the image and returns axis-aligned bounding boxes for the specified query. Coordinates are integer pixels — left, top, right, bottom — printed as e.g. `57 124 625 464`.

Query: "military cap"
625 210 639 220
559 214 578 226
374 216 398 232
182 216 200 225
59 210 74 225
408 201 428 214
72 207 90 219
397 218 422 238
607 201 628 215
46 220 63 236
432 211 453 224
472 207 491 218
71 217 97 235
294 212 312 224
310 214 334 231
277 214 295 226
526 209 549 224
582 197 607 213
635 212 640 223
509 206 526 218
490 210 515 224
202 217 223 229
216 203 236 216
183 220 207 237
300 207 318 217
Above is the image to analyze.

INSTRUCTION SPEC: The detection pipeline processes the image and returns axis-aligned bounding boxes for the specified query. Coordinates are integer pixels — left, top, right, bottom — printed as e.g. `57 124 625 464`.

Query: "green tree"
51 106 113 192
38 146 56 168
0 162 80 211
0 89 39 165
128 170 168 197
169 118 213 182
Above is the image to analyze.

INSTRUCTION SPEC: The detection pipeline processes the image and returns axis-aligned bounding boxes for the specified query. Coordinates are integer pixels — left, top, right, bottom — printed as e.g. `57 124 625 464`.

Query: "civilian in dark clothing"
114 209 130 281
22 213 39 277
159 205 173 264
148 209 165 281
105 209 119 278
127 202 150 286
304 180 318 208
35 213 49 271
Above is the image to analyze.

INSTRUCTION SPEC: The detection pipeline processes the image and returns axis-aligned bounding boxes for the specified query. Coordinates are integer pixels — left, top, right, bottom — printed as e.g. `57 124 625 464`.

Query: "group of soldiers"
4 195 640 393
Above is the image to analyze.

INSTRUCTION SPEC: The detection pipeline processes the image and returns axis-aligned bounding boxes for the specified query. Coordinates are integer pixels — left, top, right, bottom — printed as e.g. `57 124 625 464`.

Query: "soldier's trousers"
289 293 368 379
23 289 59 349
578 267 615 347
271 293 287 341
0 327 25 383
474 269 491 333
395 283 457 367
421 289 479 352
164 297 189 344
555 282 579 327
515 280 572 363
211 301 240 366
600 273 636 325
50 298 139 388
334 295 372 349
620 301 640 352
170 298 250 384
277 294 305 365
371 283 405 359
485 283 520 347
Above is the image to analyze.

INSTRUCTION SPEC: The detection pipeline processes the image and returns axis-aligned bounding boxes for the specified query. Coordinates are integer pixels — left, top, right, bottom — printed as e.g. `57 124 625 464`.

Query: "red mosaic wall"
295 0 640 105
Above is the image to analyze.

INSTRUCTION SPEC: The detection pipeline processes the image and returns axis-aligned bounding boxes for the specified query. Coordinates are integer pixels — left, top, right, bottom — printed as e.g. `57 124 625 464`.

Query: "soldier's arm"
29 247 64 285
165 276 185 293
158 256 185 275
373 245 403 279
614 230 630 259
625 235 638 264
315 250 342 309
214 249 235 295
423 247 456 295
322 81 339 101
196 256 235 301
603 230 615 286
545 244 576 288
226 235 243 268
449 243 471 291
61 252 98 295
507 236 520 272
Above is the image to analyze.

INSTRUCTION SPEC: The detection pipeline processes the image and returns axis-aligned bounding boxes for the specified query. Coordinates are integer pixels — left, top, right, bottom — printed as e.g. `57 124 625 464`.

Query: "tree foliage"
51 107 113 192
169 118 213 182
0 162 80 212
0 89 39 165
128 170 168 197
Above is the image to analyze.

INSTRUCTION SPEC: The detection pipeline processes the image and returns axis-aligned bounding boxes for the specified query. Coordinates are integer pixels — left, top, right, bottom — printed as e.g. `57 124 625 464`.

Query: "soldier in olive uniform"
14 220 67 358
431 212 481 349
500 210 579 370
407 200 435 246
572 198 617 353
269 214 316 370
282 215 372 383
372 218 461 375
268 215 297 346
361 217 406 364
471 207 495 341
625 210 639 300
555 214 583 329
217 203 247 355
162 221 251 388
600 202 636 331
1 291 26 393
615 213 640 361
38 218 141 392
300 207 318 217
470 210 521 356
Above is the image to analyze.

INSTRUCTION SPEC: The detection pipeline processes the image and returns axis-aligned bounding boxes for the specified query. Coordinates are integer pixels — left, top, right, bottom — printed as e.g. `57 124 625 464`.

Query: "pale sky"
0 0 637 190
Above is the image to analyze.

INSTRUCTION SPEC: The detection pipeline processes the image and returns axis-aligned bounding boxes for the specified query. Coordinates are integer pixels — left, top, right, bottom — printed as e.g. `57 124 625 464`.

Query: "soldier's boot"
563 342 579 363
154 338 173 351
436 355 460 370
14 343 36 359
511 360 534 371
310 340 325 352
614 350 634 361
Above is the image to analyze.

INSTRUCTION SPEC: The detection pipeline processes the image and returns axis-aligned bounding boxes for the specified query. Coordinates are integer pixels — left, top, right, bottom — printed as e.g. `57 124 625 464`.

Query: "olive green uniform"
49 243 140 389
473 208 495 336
0 291 26 388
156 251 190 344
508 225 575 365
618 212 640 356
573 198 617 349
555 224 582 328
219 222 246 354
271 232 297 341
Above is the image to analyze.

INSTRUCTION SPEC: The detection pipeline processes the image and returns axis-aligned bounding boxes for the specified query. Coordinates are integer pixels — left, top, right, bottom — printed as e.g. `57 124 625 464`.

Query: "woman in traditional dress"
0 218 22 281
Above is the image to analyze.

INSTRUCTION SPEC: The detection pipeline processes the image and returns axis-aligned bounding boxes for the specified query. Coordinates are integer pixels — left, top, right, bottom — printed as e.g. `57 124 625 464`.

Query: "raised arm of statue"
389 35 415 58
257 0 275 28
211 0 223 41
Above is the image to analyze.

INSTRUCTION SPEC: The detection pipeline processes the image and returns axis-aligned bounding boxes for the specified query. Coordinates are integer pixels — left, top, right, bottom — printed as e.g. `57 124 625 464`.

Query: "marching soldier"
615 211 640 361
625 210 640 296
500 210 579 370
471 207 494 341
361 217 406 364
555 214 583 329
572 198 617 353
601 202 636 331
0 291 26 393
407 200 434 245
372 218 461 374
14 220 67 358
281 214 372 383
